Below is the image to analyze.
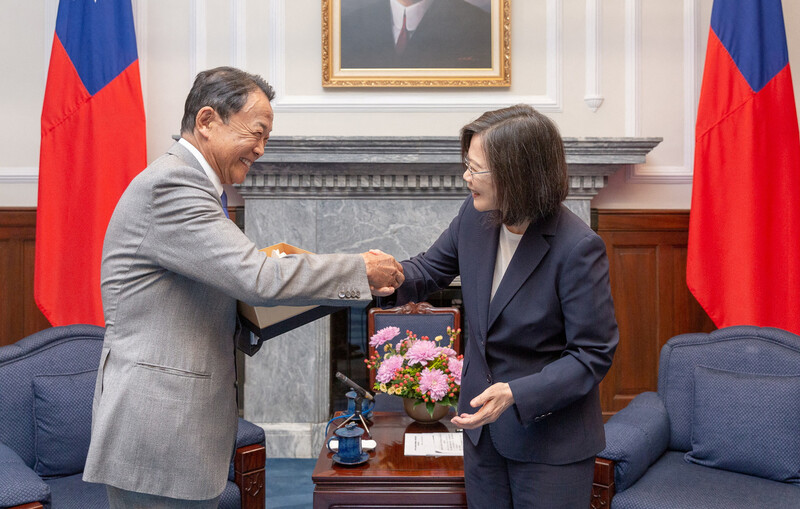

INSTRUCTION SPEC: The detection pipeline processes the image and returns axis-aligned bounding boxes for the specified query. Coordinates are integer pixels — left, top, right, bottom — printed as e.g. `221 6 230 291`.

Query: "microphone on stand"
335 371 374 401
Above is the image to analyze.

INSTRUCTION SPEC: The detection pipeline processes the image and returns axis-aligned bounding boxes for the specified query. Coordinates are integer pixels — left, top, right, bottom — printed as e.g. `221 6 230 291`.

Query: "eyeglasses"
463 157 491 176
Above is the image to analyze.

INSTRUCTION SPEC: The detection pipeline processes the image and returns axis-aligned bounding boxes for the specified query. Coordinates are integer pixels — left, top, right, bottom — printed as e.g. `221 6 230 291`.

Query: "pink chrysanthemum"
419 367 449 401
436 347 457 358
375 354 404 384
447 357 462 385
369 326 401 348
405 340 439 366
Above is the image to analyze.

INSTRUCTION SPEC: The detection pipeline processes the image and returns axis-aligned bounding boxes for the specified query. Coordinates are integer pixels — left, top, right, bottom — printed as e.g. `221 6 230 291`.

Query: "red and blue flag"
36 0 147 327
688 0 800 334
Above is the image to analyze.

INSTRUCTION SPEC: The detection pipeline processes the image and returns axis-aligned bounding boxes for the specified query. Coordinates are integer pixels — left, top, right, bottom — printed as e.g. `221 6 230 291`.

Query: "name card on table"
404 432 464 457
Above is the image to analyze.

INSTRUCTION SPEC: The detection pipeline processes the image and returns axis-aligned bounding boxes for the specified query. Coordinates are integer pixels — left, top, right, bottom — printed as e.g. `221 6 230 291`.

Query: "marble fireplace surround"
236 136 660 458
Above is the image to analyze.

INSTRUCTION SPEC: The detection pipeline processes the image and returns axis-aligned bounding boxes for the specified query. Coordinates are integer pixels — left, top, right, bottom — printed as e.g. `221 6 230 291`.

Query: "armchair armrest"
235 418 266 451
234 444 266 509
230 418 266 509
0 443 50 509
597 391 670 493
591 457 615 509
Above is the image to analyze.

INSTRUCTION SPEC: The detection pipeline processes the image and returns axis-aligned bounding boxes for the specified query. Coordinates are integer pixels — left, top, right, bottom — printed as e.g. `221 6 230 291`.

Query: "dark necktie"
221 190 229 219
396 12 409 55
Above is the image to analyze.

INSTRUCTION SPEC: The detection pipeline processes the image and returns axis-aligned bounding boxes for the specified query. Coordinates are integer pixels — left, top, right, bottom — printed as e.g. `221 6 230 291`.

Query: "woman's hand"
451 382 515 429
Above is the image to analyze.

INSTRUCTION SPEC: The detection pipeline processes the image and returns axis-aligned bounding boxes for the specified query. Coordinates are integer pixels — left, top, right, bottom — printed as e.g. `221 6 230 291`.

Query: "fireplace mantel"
238 136 662 203
237 136 660 458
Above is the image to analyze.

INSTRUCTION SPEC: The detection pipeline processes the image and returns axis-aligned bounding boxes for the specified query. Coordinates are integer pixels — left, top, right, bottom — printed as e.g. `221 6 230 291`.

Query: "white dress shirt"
390 0 433 43
178 137 224 200
491 224 524 300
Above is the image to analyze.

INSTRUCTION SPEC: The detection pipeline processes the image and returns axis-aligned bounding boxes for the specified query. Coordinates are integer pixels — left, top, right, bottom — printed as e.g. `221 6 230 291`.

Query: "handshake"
360 250 405 296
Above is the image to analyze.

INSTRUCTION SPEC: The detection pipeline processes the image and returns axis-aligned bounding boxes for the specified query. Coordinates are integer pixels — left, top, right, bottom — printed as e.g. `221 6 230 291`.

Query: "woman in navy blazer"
391 105 618 508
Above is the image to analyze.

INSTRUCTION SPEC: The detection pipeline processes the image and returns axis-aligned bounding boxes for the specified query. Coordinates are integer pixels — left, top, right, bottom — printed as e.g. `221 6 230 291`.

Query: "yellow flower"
387 386 396 395
435 335 443 342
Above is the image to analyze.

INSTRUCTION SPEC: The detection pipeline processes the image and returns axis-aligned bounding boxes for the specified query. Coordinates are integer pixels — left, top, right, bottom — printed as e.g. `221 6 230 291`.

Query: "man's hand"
451 382 514 429
360 249 404 296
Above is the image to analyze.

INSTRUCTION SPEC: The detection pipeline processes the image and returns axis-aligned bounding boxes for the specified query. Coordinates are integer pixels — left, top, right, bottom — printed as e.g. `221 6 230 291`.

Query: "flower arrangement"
365 325 462 417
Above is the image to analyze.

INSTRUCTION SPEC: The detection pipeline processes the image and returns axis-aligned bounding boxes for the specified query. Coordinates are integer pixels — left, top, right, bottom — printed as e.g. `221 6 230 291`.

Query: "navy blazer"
394 197 618 464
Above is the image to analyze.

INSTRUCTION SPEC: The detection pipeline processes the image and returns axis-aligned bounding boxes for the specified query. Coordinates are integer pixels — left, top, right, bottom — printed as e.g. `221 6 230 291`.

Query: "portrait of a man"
340 0 492 70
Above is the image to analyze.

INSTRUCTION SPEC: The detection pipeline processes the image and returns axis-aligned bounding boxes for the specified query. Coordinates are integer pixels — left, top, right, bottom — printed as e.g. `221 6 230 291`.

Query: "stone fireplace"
236 136 660 458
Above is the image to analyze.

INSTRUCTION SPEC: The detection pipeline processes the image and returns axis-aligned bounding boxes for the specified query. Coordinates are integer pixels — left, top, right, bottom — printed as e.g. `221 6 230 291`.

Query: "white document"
404 432 463 456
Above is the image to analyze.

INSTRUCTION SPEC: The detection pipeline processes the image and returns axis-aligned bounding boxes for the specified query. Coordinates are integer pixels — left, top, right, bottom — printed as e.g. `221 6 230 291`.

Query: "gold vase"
403 398 449 424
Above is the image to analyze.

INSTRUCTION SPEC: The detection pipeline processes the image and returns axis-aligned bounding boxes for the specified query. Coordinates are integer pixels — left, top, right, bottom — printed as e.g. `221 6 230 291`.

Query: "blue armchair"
592 326 800 508
0 324 266 509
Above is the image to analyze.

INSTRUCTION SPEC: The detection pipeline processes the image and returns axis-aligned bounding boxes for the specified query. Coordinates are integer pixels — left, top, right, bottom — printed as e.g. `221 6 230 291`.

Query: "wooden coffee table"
312 411 467 508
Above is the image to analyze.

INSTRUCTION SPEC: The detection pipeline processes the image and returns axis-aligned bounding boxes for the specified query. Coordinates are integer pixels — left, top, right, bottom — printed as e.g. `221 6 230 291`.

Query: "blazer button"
355 290 360 298
486 374 493 384
338 290 346 298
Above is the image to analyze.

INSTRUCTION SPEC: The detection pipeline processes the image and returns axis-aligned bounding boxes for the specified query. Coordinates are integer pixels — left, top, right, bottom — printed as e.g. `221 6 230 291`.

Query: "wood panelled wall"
1 208 715 417
0 209 51 346
594 210 715 418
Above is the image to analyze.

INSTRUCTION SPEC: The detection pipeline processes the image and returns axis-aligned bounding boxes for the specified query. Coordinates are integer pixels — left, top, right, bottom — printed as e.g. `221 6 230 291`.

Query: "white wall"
2 0 800 209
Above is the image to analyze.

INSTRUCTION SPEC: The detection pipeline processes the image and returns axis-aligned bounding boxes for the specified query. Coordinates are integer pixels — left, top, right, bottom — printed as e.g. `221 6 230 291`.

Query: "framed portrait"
322 0 510 87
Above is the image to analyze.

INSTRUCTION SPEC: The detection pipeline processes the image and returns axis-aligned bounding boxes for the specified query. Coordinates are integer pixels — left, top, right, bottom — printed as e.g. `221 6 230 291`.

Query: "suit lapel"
473 218 499 356
487 209 562 331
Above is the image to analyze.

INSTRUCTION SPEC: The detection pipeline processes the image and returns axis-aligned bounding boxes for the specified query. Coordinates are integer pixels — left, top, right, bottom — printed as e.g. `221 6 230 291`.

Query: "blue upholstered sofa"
592 326 800 508
0 324 266 509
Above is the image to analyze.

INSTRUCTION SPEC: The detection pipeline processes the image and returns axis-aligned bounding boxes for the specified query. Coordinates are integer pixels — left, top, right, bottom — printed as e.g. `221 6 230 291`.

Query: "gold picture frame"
322 0 510 88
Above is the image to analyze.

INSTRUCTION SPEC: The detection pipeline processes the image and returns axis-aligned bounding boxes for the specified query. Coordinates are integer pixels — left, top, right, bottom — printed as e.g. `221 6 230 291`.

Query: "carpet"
264 458 316 508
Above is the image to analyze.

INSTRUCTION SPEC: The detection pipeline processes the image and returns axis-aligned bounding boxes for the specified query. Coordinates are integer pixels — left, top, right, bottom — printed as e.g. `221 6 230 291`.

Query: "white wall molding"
0 167 39 184
626 164 693 183
584 0 603 111
267 0 286 94
268 0 564 112
546 0 563 111
627 0 698 183
231 0 246 68
190 0 207 86
624 0 641 136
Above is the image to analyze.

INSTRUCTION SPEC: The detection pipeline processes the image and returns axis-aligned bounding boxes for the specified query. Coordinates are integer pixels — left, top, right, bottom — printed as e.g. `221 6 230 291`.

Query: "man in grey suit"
82 67 403 507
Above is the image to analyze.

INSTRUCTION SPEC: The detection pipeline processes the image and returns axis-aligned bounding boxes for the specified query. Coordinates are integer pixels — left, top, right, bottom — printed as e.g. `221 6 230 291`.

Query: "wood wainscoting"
0 209 51 347
594 210 715 418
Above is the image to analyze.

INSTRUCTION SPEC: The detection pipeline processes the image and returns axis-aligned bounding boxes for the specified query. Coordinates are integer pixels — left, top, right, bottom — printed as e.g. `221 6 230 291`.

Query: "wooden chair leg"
591 457 615 509
234 443 266 509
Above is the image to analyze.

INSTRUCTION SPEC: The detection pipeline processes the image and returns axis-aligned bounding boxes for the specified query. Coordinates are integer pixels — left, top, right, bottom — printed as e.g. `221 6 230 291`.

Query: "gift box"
237 242 350 340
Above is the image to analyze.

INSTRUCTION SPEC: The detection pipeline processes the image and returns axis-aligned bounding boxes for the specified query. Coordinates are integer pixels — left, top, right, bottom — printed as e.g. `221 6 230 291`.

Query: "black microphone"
335 371 374 401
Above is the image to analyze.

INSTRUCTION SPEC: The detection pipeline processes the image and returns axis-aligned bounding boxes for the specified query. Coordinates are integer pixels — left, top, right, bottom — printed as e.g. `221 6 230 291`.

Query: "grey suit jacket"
82 142 371 499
